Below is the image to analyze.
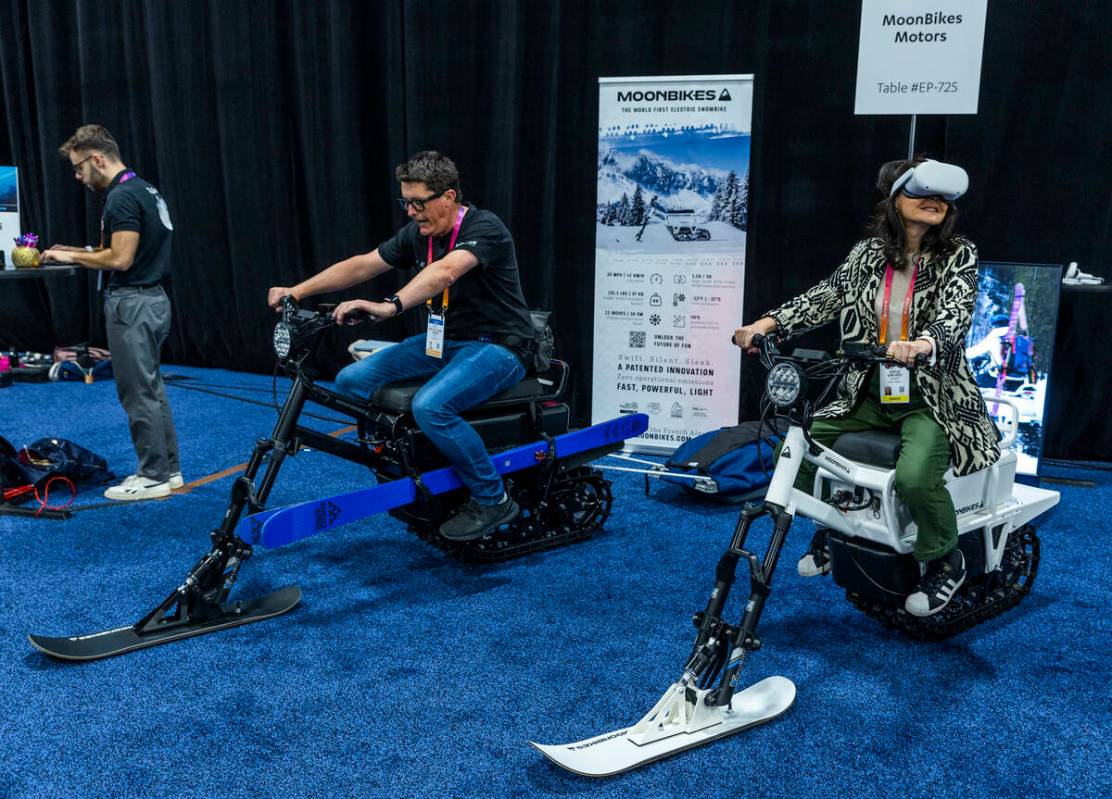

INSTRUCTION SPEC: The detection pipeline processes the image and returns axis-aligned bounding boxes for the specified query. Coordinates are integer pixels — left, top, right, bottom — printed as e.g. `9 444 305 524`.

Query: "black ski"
27 586 301 661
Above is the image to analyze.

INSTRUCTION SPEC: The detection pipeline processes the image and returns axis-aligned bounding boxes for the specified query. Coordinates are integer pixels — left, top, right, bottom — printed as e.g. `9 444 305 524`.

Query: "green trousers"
786 368 958 562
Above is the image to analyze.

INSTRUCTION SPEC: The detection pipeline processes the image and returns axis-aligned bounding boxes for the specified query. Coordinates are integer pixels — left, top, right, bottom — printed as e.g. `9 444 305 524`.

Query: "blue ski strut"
235 413 649 548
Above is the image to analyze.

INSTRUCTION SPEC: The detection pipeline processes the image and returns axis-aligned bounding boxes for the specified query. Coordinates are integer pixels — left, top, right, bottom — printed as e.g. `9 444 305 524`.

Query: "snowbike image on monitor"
532 334 1058 777
27 297 647 661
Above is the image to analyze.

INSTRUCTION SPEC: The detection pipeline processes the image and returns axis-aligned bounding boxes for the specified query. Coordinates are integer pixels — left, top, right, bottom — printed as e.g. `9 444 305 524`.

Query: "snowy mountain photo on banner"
596 127 750 255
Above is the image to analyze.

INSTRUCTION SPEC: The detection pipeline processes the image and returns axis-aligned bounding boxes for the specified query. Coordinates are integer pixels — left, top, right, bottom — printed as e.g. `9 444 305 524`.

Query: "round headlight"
273 322 292 359
766 362 805 408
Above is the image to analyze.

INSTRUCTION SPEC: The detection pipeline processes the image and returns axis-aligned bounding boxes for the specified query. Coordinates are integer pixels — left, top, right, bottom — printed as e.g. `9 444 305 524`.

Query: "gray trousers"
104 286 180 481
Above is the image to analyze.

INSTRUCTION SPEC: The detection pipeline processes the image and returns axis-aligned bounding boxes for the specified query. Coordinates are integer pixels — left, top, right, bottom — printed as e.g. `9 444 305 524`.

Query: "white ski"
530 675 795 777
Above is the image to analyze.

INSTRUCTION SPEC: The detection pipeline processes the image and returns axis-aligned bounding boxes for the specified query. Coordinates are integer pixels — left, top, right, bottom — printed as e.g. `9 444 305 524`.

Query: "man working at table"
43 124 181 500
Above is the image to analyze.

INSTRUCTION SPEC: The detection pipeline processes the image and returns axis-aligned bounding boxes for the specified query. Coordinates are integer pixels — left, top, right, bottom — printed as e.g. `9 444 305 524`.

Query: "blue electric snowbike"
28 298 647 660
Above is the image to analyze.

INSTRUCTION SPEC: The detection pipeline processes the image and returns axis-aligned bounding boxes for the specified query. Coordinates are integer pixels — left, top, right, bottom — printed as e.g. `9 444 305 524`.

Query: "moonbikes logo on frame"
615 88 733 103
822 454 852 475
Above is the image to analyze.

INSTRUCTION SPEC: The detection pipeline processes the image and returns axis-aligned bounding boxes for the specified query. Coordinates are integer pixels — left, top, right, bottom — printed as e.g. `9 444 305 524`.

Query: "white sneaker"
168 472 184 490
104 474 172 501
797 529 832 577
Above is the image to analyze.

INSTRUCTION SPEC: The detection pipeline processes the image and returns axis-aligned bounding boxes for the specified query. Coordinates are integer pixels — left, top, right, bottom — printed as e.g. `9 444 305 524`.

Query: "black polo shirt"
376 205 534 345
101 170 173 289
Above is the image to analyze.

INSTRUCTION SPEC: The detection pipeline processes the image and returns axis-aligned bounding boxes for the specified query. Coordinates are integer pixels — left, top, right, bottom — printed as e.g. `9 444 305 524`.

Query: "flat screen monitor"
965 261 1063 477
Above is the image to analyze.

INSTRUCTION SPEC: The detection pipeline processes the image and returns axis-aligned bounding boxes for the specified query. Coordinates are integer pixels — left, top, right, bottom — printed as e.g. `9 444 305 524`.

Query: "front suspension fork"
132 377 315 635
688 501 794 708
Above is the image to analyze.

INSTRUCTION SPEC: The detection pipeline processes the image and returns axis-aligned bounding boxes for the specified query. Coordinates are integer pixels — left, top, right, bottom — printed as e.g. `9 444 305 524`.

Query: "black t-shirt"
376 205 534 346
101 170 173 288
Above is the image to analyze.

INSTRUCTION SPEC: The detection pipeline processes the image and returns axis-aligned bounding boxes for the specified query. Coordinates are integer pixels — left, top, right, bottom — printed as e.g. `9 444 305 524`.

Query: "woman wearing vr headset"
732 157 999 618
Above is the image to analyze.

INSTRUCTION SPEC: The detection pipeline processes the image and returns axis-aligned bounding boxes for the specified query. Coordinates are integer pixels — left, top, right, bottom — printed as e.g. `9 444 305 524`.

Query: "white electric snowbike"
532 334 1059 777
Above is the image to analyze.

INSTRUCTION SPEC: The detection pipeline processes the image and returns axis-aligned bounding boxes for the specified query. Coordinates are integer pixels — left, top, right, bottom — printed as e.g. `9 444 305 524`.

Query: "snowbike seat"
371 360 570 415
831 430 902 469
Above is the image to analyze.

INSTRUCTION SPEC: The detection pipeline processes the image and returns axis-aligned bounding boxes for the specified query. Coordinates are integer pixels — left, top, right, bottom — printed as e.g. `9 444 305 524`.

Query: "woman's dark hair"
867 156 961 269
395 151 461 200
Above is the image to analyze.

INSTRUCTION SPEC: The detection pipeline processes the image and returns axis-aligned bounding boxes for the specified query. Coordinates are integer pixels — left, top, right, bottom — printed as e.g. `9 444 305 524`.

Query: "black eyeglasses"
70 154 95 176
396 190 446 212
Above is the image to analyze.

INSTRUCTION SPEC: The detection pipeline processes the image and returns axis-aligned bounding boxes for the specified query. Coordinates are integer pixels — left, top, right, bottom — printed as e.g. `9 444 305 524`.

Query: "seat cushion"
372 374 556 415
830 430 902 469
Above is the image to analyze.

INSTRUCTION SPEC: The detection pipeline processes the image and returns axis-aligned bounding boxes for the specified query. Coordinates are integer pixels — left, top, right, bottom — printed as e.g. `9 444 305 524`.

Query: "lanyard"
99 172 138 242
97 171 139 289
878 259 918 345
425 206 467 313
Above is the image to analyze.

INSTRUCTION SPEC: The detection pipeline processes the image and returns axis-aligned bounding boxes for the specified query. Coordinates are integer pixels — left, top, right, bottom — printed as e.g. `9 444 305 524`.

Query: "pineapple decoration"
11 233 42 268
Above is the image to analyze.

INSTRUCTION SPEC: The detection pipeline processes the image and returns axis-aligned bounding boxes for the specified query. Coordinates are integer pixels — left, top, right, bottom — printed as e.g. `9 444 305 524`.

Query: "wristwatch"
384 294 404 317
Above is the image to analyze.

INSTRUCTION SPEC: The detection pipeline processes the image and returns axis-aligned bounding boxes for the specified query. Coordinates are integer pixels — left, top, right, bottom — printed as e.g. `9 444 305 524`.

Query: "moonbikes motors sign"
593 74 753 453
854 0 988 114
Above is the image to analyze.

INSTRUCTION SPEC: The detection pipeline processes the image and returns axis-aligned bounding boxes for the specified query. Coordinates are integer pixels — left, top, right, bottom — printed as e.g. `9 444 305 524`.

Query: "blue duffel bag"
661 419 787 504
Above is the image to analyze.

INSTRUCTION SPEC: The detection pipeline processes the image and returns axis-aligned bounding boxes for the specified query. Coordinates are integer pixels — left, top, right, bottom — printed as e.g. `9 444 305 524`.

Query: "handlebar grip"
343 309 375 324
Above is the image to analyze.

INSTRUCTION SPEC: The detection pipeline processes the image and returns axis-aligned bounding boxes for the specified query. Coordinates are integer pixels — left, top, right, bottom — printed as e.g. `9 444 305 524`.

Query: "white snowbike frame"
769 395 1055 574
532 335 1059 777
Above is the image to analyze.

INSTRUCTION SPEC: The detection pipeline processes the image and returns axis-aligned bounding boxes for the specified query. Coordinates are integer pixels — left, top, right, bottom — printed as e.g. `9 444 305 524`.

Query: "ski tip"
26 634 56 657
528 740 625 779
527 740 565 756
26 633 108 662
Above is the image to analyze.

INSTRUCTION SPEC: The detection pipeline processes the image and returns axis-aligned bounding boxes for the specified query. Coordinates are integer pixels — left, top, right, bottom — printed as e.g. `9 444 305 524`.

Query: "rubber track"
846 525 1040 640
411 466 614 563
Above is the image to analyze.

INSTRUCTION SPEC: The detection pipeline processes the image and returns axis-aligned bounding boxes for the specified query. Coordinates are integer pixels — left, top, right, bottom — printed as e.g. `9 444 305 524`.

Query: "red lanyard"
426 206 467 313
879 260 918 345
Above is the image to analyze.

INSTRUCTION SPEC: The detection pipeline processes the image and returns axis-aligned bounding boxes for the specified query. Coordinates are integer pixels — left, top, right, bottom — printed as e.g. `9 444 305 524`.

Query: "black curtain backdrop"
1 1 1109 459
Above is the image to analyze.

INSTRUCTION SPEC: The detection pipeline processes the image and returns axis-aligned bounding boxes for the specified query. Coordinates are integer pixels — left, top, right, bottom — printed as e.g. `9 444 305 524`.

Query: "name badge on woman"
426 313 445 358
879 363 910 404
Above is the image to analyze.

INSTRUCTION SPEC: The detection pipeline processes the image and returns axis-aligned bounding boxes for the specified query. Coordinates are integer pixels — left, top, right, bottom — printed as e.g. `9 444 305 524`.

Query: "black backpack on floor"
0 435 114 503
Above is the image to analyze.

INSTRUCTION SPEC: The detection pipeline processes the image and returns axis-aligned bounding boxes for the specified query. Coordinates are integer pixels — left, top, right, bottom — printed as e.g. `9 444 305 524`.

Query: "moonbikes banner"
592 74 753 453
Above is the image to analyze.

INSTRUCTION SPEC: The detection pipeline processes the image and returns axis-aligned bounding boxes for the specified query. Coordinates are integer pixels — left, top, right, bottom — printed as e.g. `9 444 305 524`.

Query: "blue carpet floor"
0 366 1109 798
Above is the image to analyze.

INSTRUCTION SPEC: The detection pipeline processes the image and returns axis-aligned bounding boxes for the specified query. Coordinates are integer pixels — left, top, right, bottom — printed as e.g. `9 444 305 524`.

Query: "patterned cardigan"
765 236 999 477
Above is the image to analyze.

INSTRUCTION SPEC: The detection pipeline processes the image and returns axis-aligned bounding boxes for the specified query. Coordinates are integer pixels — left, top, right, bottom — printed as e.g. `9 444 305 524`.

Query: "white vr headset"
889 159 969 201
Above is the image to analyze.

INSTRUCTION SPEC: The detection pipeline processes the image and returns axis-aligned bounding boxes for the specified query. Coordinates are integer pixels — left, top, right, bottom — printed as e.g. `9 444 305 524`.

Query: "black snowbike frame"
133 299 568 640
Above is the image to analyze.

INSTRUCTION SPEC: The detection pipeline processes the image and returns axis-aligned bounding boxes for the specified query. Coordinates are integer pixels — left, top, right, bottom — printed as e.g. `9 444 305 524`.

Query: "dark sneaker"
439 496 520 542
905 550 966 617
797 528 832 577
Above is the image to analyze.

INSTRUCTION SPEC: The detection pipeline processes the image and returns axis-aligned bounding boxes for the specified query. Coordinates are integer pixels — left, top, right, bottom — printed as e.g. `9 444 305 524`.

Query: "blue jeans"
335 334 526 504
